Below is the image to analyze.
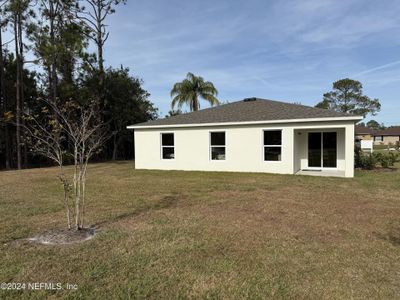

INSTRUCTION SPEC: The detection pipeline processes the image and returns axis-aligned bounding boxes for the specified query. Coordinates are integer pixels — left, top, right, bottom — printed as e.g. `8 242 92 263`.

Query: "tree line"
0 0 158 170
0 2 383 172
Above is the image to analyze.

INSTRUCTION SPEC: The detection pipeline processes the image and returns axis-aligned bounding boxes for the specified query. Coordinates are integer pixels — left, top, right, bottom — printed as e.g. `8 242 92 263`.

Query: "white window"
161 133 174 159
263 130 282 161
374 136 383 142
210 132 226 160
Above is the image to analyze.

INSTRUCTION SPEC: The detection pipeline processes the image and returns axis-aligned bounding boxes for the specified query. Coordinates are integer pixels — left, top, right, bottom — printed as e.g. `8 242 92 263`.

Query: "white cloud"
102 0 400 123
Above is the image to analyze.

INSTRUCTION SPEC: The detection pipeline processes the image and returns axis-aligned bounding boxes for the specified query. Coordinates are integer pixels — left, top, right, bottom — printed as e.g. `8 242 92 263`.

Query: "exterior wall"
345 124 355 177
382 136 400 145
374 136 400 145
134 121 356 177
373 136 383 144
355 134 373 140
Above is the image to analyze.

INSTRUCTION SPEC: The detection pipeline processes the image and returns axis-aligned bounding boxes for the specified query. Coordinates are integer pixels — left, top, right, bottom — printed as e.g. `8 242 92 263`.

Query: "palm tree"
170 72 220 111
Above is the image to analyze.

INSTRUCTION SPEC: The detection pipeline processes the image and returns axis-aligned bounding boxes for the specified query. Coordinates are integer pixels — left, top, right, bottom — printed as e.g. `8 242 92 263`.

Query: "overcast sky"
5 0 400 124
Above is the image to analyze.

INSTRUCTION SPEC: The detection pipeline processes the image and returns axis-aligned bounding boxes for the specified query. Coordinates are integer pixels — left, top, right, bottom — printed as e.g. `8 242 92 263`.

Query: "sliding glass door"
308 132 337 168
308 132 322 167
322 132 337 168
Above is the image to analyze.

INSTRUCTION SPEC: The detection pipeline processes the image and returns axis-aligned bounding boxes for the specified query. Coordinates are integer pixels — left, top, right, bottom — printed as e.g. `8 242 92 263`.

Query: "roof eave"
127 116 363 130
375 133 400 136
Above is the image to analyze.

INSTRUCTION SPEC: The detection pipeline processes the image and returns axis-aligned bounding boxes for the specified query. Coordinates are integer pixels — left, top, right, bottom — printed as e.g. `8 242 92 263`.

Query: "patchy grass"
0 161 400 299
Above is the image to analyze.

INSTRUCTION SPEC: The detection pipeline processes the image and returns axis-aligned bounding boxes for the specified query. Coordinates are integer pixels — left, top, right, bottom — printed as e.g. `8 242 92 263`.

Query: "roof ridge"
254 97 357 116
166 97 340 119
130 97 361 128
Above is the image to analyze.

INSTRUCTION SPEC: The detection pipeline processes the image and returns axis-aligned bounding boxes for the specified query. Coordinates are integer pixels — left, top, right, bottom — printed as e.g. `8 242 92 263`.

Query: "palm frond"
200 93 220 106
170 82 183 97
170 72 220 111
186 72 196 83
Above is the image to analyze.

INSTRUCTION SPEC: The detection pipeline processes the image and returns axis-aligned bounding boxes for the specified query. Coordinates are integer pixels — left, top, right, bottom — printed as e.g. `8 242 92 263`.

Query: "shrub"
374 152 389 168
362 153 378 170
388 152 399 166
354 145 363 168
355 147 377 170
374 152 399 168
354 148 399 169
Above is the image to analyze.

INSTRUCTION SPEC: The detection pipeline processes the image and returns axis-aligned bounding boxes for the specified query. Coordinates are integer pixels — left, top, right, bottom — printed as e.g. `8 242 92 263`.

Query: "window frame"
209 131 226 161
160 132 175 160
262 129 282 162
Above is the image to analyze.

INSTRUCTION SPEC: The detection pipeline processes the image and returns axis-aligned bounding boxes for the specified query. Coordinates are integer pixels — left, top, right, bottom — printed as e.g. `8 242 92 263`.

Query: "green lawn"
1 161 400 299
373 144 399 151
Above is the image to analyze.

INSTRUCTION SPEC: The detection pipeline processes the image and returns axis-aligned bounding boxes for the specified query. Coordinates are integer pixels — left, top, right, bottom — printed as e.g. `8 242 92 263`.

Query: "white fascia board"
127 116 363 130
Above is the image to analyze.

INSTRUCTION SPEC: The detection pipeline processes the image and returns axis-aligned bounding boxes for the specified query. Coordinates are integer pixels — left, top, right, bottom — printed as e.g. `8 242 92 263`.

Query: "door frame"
307 131 338 170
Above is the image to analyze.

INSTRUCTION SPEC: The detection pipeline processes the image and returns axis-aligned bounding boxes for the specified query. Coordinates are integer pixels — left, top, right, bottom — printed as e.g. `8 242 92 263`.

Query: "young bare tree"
23 98 108 229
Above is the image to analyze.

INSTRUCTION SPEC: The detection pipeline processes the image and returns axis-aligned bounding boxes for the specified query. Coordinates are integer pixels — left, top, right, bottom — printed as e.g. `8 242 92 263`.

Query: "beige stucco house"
374 127 400 145
128 98 362 177
355 125 375 141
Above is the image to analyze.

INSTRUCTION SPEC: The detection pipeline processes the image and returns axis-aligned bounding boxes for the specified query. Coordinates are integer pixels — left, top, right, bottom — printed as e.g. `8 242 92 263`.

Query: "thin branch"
2 38 14 46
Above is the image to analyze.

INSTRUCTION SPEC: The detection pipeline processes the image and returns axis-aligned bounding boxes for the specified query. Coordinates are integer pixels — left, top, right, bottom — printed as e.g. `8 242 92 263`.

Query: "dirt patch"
374 222 400 247
154 195 180 209
28 227 96 245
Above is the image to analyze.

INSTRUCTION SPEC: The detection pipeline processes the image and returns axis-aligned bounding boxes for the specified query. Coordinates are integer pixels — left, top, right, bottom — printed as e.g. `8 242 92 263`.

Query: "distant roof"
129 98 361 128
355 125 375 135
375 126 400 136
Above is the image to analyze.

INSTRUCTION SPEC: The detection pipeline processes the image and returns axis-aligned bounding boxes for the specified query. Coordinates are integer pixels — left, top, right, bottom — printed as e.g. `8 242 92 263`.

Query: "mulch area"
28 227 97 245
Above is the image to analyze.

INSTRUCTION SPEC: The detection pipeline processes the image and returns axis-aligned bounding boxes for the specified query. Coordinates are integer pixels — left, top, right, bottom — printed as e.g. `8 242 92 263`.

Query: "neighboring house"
374 126 400 145
355 125 375 141
128 98 362 177
355 125 375 152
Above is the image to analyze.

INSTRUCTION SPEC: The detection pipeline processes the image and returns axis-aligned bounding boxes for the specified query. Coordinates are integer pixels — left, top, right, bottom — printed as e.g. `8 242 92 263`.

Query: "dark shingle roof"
355 125 375 135
374 126 400 136
131 98 358 128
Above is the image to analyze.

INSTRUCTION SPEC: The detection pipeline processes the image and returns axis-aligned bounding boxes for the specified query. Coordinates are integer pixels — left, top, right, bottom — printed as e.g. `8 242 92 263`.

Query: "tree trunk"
193 95 199 111
81 174 86 228
97 33 104 81
0 19 11 169
98 43 104 106
93 0 105 108
112 134 118 160
97 34 103 74
73 150 80 229
59 169 72 230
18 16 27 168
49 0 57 101
75 174 81 230
14 15 22 170
97 0 104 106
